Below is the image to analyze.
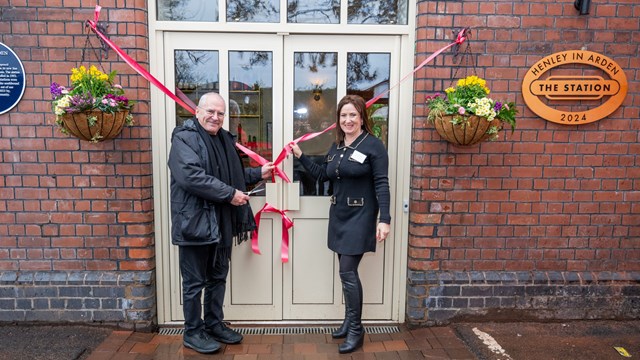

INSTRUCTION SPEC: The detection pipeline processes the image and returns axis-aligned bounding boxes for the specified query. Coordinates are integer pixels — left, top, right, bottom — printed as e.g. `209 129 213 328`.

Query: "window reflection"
174 50 219 126
293 52 337 196
287 0 339 24
347 52 390 147
348 0 407 25
228 51 273 181
159 0 407 24
158 0 218 21
227 0 279 22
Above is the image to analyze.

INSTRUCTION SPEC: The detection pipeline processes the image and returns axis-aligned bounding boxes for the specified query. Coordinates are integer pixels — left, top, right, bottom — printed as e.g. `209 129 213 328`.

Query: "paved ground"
0 324 111 360
84 325 477 359
454 321 640 360
1 321 638 359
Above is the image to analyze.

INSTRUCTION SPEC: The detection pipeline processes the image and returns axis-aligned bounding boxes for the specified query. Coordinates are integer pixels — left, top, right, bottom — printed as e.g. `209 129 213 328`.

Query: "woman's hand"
376 222 390 242
289 142 302 158
261 162 275 179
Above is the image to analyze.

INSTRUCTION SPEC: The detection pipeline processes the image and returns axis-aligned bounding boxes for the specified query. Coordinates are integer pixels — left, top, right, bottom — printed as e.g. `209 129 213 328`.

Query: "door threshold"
161 320 399 326
158 323 401 336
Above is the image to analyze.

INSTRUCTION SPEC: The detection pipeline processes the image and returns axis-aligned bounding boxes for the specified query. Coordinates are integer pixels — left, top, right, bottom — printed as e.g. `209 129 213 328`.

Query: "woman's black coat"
299 131 391 255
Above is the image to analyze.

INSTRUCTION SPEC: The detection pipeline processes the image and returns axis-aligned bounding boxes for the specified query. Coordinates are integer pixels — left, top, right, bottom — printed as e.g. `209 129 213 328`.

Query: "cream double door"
163 32 400 322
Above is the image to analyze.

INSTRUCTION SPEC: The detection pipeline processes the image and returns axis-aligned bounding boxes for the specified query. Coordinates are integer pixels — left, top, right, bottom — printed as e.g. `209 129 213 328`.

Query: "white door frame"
150 10 415 327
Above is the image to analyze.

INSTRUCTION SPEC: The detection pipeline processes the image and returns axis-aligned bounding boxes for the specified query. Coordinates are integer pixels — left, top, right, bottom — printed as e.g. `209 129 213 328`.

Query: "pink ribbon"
240 28 469 180
86 6 468 262
236 142 290 183
252 203 294 262
86 5 197 115
365 28 469 108
276 123 337 169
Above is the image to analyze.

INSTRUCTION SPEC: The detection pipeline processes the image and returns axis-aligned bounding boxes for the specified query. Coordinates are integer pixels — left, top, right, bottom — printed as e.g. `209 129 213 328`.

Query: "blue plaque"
0 43 26 115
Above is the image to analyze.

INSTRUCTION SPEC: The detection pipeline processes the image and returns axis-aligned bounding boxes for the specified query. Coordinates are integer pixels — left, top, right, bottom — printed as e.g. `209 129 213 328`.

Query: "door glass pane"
228 51 274 180
287 0 339 24
292 52 337 196
347 52 390 147
348 0 407 25
157 0 218 21
174 50 219 126
227 0 279 22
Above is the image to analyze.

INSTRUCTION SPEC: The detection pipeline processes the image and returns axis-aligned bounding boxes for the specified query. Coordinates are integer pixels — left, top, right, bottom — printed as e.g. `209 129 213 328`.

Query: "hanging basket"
59 110 129 142
432 114 503 146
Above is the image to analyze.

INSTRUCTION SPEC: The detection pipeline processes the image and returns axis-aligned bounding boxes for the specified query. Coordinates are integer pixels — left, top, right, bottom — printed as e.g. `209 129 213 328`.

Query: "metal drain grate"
159 325 400 336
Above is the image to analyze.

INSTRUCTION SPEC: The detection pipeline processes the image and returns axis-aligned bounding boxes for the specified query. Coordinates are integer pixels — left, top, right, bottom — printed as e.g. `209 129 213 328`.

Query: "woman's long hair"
334 95 374 144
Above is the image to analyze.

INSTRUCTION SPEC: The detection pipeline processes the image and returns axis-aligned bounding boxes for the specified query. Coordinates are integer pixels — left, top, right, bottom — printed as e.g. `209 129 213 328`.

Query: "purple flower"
50 82 63 99
104 94 129 107
66 94 94 113
494 101 503 112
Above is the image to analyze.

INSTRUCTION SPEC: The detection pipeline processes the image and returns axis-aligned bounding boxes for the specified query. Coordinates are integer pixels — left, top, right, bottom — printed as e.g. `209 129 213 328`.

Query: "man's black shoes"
183 330 221 354
206 322 243 344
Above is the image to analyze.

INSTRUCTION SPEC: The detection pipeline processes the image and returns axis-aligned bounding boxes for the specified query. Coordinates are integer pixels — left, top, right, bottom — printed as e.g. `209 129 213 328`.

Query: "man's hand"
230 189 250 206
261 162 275 179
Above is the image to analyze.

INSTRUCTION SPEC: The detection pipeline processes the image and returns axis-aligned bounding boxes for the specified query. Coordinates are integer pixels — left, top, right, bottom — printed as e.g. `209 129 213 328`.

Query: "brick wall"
409 0 640 326
0 2 155 330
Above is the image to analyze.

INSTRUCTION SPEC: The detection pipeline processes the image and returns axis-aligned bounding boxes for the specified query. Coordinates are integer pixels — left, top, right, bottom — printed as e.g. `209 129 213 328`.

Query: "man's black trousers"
179 244 230 337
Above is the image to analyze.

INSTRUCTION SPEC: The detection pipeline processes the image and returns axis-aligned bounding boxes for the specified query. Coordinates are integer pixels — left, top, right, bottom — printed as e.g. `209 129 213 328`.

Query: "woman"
289 95 391 354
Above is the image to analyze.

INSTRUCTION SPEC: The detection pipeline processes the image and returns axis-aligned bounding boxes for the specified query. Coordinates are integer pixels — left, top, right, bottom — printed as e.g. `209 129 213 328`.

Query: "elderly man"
168 92 273 353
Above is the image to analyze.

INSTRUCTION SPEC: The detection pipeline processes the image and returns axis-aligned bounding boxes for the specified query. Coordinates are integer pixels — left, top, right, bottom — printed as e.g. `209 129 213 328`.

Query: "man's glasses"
198 106 225 118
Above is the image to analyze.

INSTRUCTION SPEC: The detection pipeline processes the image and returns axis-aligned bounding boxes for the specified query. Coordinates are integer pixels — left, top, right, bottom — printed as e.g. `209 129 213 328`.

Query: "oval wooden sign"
522 50 628 125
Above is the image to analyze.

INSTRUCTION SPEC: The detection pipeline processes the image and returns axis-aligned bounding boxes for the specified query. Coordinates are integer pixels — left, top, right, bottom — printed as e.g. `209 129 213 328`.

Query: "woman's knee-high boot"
332 277 349 338
332 310 349 338
338 271 364 354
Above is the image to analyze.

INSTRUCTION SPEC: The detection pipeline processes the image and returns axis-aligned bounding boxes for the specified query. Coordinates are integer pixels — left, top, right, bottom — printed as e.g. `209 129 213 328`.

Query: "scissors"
244 180 267 196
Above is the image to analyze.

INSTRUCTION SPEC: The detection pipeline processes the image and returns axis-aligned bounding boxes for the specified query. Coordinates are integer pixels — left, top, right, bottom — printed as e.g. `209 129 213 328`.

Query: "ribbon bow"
252 203 294 262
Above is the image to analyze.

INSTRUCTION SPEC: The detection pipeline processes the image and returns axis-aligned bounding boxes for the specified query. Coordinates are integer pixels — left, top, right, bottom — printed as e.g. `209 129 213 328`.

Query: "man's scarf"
194 119 256 246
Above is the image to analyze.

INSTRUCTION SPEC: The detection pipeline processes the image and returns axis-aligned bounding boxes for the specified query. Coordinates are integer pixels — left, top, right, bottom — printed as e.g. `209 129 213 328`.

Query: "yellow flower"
445 87 455 94
70 65 108 84
70 66 87 83
88 65 109 81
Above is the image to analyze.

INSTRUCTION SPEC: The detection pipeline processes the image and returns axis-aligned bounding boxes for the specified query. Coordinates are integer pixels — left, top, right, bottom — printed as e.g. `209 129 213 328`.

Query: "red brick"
408 260 439 271
128 248 154 259
20 260 52 270
120 260 154 271
409 236 441 248
409 248 432 259
86 260 117 271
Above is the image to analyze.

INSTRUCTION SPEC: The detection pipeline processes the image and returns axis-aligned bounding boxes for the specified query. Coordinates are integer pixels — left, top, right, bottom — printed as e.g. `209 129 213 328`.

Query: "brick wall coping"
0 271 154 286
408 271 640 285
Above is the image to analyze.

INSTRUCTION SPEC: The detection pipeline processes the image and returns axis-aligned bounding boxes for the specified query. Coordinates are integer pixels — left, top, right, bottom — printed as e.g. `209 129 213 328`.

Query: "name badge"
349 150 367 164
